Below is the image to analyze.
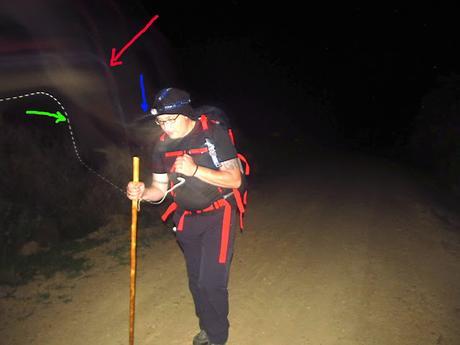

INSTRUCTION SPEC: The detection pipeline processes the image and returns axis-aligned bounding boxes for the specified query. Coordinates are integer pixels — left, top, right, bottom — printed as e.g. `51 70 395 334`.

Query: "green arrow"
25 110 67 124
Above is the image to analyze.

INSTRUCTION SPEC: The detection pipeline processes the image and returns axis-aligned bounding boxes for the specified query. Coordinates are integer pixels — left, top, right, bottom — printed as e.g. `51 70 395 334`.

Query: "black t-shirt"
152 121 237 210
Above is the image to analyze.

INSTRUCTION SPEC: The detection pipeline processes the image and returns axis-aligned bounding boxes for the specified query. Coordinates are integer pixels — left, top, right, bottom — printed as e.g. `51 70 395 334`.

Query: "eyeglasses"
154 114 180 126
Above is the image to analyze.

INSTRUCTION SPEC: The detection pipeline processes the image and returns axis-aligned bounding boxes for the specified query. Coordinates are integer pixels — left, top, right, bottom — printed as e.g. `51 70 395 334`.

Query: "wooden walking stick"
129 156 140 345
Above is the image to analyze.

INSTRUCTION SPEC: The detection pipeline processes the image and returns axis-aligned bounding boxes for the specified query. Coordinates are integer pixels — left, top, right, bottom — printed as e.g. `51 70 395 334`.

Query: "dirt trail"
1 148 460 345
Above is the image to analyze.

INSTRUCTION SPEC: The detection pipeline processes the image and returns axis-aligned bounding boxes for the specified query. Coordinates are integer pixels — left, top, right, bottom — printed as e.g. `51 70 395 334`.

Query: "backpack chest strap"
164 147 209 158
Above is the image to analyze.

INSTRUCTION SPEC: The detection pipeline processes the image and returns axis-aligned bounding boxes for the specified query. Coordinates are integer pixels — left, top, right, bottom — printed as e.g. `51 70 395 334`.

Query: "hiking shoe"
193 329 209 345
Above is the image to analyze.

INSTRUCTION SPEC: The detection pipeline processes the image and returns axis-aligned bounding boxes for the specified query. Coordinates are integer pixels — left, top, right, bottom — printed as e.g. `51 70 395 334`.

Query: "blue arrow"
140 74 148 112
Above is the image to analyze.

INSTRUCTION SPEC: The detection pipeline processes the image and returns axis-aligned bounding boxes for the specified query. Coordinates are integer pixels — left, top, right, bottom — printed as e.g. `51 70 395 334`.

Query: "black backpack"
193 105 250 230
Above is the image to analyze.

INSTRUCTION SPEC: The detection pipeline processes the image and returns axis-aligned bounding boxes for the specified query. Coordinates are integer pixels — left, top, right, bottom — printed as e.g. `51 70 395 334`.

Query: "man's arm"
194 158 242 189
141 173 169 201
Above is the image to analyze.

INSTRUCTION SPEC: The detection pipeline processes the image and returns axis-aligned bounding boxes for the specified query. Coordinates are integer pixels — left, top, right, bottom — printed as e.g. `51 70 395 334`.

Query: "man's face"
155 114 191 139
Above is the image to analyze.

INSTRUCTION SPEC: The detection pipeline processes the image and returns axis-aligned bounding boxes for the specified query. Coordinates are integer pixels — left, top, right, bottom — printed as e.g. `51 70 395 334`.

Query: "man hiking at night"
126 87 248 345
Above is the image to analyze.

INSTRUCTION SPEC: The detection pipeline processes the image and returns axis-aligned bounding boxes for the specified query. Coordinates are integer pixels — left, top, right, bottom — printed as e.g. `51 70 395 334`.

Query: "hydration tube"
143 177 186 206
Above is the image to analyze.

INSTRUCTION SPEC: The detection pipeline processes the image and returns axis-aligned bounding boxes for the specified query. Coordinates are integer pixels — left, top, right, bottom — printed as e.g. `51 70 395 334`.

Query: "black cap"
150 87 194 118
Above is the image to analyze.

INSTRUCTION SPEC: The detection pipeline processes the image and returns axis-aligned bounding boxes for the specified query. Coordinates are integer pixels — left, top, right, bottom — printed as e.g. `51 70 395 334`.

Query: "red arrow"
110 14 159 67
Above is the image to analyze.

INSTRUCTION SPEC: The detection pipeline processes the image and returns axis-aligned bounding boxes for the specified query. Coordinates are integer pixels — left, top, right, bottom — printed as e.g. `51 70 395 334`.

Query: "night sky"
2 1 460 184
132 2 460 153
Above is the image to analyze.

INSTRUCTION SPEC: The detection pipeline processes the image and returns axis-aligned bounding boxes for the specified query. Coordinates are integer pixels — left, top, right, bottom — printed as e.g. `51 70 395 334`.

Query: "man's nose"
164 121 175 128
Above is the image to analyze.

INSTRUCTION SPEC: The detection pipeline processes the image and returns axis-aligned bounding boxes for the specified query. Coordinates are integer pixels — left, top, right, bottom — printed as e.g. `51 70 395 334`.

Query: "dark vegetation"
0 100 160 285
407 74 460 196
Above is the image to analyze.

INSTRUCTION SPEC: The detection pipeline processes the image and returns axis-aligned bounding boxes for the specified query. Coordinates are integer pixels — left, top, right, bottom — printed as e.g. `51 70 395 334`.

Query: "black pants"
174 207 237 344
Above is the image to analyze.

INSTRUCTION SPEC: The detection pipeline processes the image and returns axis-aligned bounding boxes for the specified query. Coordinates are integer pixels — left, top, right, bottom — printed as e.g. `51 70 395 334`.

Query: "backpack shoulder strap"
199 114 209 131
